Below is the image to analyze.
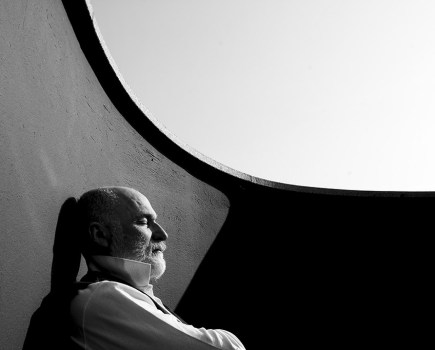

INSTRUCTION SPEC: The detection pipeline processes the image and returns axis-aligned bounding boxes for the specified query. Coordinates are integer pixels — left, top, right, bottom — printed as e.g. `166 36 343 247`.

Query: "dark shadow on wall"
176 188 433 349
22 197 82 350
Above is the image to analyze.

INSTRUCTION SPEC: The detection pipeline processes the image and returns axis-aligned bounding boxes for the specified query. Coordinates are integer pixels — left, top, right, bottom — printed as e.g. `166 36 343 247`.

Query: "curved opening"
90 0 435 191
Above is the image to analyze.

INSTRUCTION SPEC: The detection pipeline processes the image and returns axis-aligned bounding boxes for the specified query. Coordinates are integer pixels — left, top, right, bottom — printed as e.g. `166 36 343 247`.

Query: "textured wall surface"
0 1 432 349
0 1 228 349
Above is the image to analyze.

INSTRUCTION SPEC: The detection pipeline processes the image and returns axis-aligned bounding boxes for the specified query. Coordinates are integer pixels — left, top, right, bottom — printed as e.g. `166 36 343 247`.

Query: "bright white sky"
91 0 435 191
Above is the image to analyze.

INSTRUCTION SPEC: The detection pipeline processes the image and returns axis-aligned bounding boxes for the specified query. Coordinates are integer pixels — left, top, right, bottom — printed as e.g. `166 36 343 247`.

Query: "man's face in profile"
110 188 168 280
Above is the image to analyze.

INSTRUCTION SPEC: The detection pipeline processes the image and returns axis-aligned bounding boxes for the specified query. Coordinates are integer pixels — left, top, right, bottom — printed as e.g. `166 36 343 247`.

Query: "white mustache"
150 242 166 252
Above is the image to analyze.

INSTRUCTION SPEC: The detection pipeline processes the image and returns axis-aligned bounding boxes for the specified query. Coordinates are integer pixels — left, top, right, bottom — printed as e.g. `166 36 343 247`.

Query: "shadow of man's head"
22 197 83 350
51 197 82 293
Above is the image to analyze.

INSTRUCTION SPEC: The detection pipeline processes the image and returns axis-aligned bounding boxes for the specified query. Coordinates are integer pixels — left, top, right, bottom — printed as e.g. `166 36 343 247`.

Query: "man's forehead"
114 187 156 217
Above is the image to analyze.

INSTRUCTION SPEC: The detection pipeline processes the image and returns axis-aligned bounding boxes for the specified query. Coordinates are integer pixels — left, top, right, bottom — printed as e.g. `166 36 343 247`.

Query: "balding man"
70 187 245 350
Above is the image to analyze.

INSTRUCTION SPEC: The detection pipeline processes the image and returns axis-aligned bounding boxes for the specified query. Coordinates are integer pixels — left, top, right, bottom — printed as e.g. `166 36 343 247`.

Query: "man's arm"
70 282 246 350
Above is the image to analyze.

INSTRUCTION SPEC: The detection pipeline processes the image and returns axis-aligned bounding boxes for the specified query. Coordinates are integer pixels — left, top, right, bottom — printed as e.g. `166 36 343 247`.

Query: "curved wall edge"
66 0 435 197
63 0 274 189
63 0 435 196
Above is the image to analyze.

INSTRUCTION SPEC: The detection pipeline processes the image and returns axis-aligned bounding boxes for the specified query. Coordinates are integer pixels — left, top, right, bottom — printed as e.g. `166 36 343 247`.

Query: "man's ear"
88 222 111 248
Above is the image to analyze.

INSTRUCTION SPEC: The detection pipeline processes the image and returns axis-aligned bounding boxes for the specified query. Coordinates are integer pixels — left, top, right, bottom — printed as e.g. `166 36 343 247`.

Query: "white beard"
110 222 167 280
143 252 166 280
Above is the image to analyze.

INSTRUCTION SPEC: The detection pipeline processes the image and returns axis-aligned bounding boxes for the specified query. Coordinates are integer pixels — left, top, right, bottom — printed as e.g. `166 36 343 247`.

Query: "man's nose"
151 222 168 241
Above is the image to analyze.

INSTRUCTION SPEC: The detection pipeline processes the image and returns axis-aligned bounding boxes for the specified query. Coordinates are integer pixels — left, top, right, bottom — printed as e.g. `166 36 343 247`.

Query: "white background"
91 0 435 190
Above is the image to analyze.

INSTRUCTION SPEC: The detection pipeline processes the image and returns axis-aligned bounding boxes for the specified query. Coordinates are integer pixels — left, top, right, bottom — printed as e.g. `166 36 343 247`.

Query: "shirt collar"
88 255 154 295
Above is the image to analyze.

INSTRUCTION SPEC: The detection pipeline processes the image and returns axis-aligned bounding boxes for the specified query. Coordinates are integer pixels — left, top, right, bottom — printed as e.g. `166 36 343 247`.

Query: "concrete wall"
0 1 228 349
0 0 432 349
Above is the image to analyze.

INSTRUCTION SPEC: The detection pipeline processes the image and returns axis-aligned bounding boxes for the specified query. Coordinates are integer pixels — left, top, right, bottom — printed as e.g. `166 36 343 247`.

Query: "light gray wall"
0 1 229 349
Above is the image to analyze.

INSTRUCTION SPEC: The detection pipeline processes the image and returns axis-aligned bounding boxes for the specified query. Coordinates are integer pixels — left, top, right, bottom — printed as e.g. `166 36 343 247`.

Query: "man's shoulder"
71 280 156 312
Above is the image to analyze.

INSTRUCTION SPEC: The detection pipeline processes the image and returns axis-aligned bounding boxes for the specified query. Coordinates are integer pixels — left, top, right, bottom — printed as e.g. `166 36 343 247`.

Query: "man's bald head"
77 187 168 279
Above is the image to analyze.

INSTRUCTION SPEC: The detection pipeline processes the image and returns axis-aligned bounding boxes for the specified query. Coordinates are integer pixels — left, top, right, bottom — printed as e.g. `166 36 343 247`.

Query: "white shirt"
70 256 246 350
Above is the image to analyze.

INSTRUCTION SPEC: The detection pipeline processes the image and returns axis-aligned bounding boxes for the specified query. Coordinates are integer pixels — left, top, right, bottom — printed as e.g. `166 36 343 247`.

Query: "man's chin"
149 258 166 281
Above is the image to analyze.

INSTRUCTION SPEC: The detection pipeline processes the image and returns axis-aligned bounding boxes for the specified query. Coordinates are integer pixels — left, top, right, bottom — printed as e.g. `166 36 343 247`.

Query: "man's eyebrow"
136 213 157 221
